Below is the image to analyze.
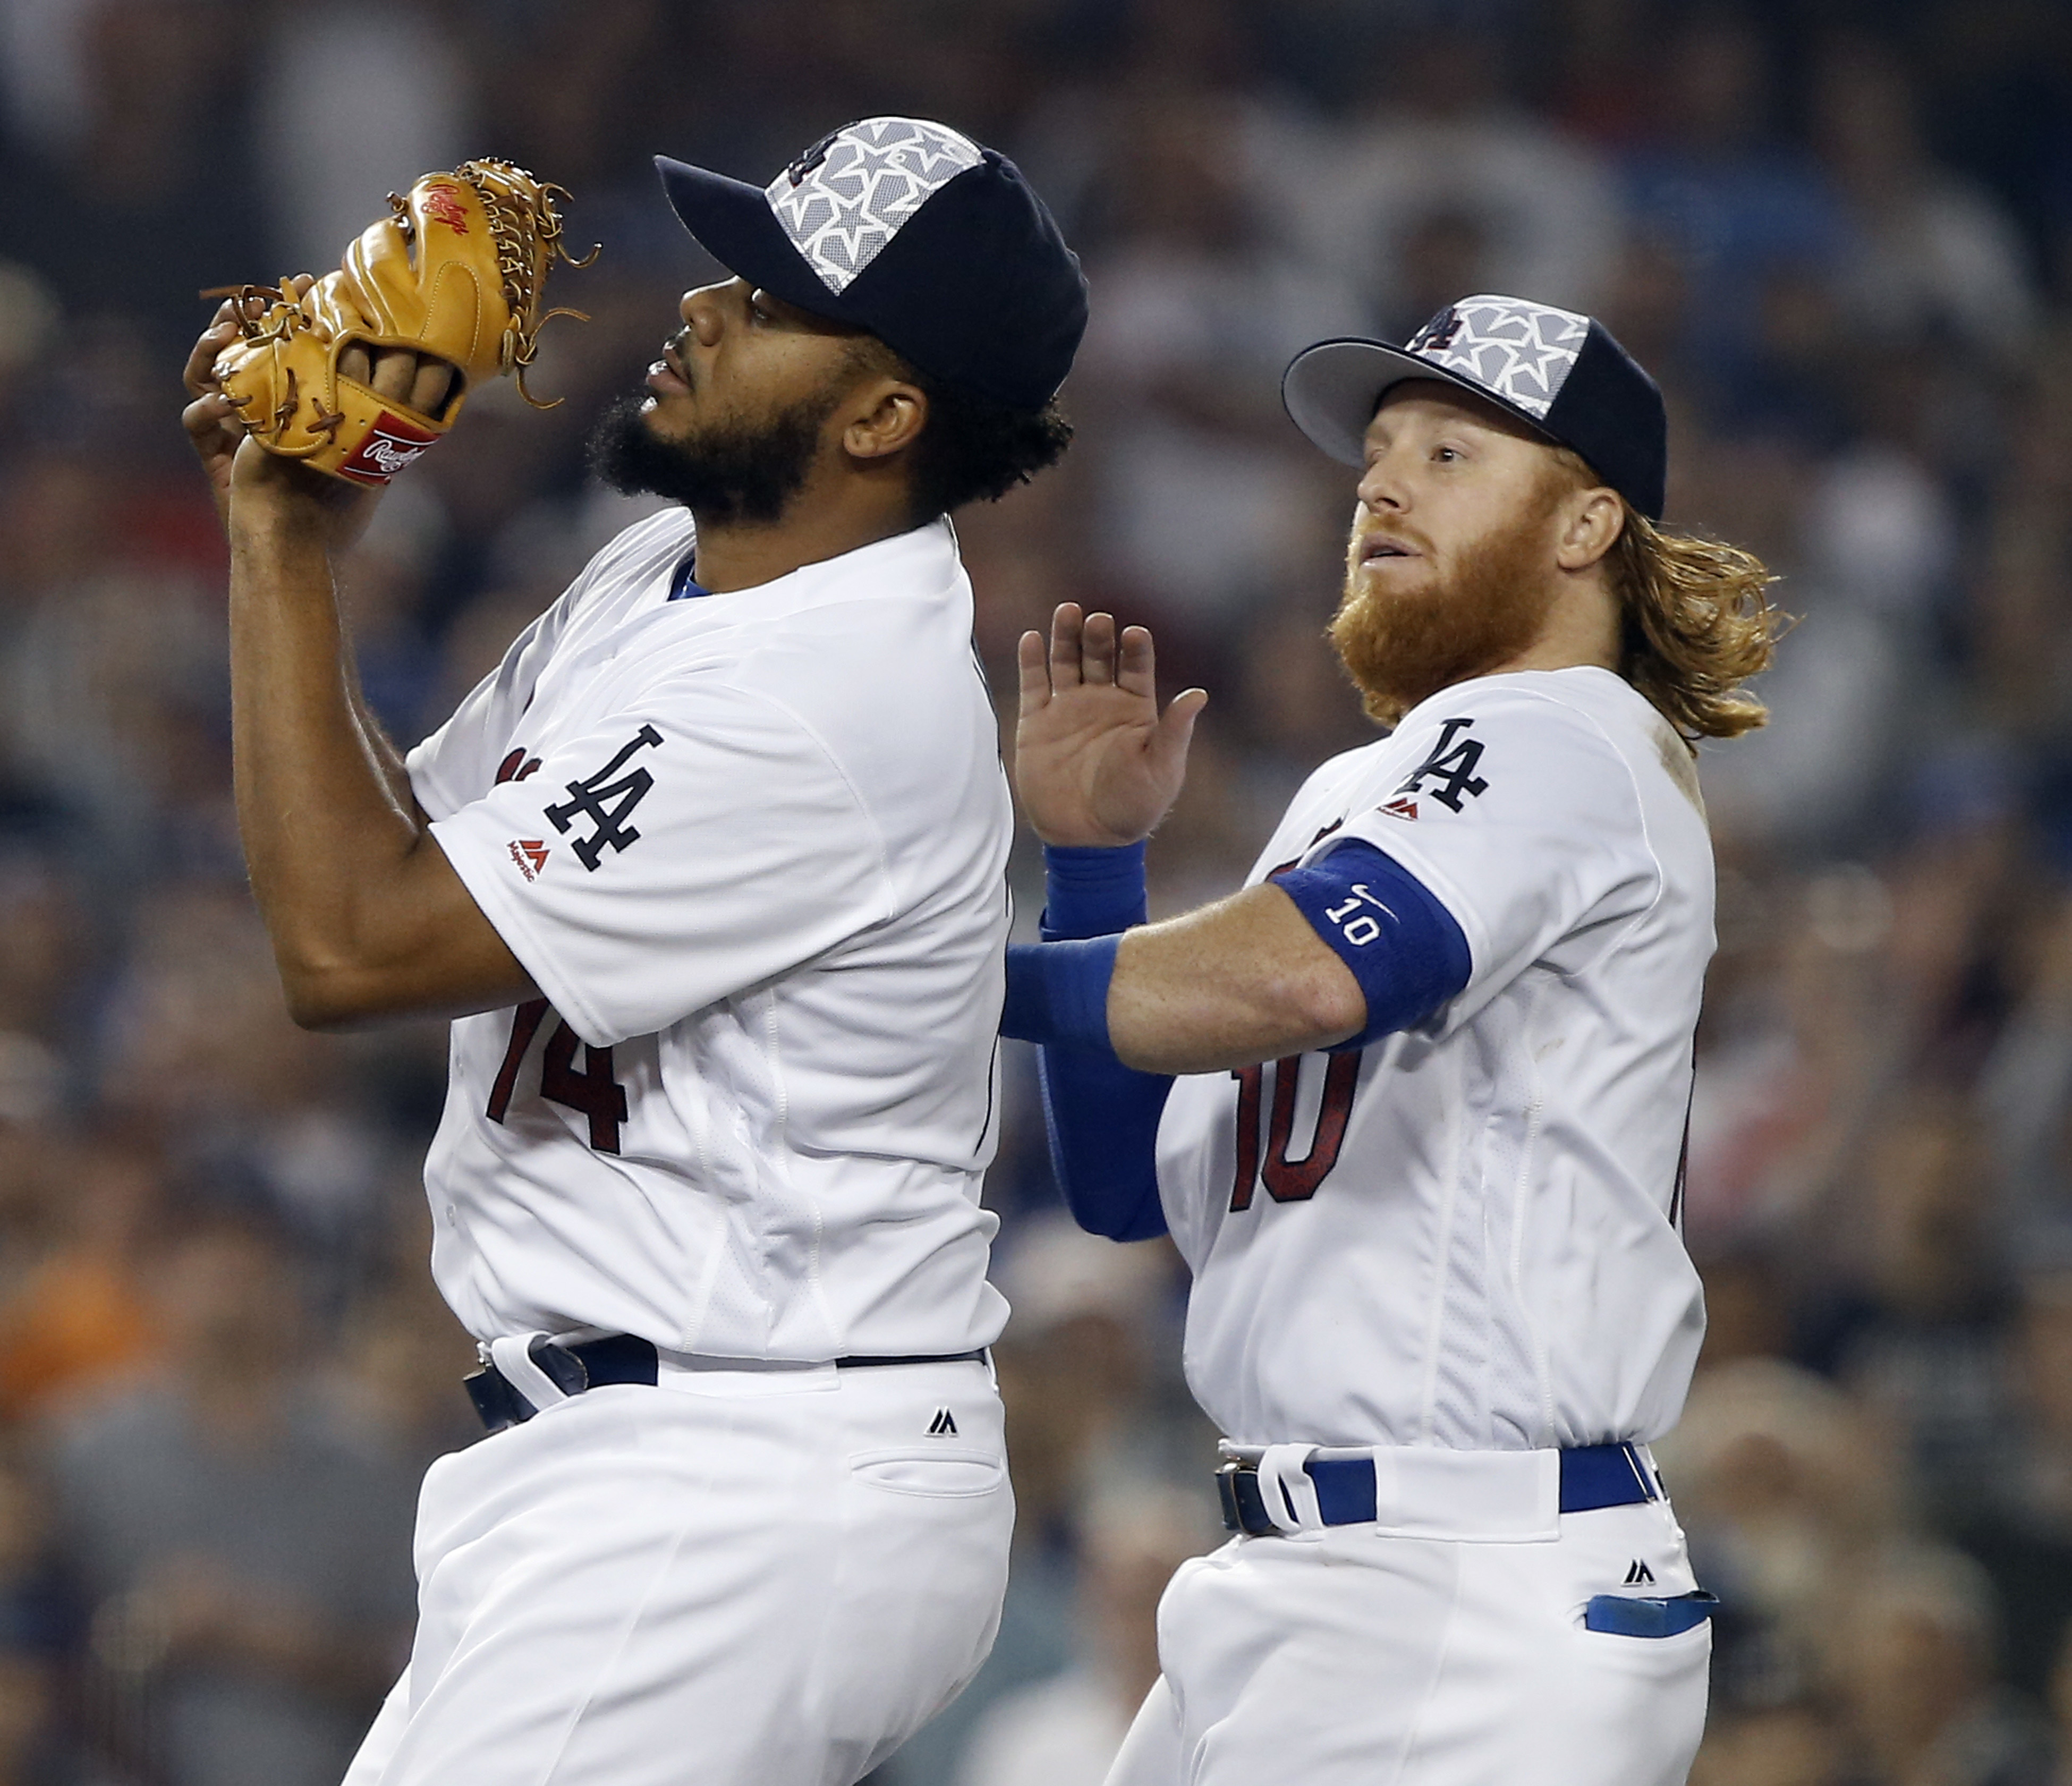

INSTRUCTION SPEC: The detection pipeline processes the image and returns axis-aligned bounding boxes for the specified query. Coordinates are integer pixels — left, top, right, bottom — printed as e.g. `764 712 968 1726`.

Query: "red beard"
1329 495 1561 727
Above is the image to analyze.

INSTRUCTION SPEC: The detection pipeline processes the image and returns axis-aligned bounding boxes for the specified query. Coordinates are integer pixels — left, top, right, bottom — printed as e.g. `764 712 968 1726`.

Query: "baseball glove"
209 160 597 486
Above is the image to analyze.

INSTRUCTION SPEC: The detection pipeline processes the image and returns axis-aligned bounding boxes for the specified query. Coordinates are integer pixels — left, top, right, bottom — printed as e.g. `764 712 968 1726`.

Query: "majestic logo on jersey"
1379 796 1420 821
545 726 664 871
1394 718 1488 813
1624 1559 1655 1585
506 839 550 881
1402 295 1589 422
927 1408 959 1436
765 117 983 295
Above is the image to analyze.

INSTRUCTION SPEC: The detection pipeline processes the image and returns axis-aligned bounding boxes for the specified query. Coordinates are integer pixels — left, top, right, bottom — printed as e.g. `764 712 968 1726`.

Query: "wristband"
1040 841 1148 940
1001 935 1121 1051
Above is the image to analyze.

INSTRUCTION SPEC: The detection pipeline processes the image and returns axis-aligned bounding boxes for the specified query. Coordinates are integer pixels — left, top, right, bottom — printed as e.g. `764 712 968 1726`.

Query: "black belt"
465 1334 989 1433
1216 1440 1662 1536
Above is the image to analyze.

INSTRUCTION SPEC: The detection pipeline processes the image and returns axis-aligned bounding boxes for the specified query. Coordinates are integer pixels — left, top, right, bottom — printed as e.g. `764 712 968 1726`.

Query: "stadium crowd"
2 0 2072 1780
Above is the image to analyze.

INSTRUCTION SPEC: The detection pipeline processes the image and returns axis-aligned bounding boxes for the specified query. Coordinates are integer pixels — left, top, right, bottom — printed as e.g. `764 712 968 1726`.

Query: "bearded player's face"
1330 384 1578 726
587 277 869 524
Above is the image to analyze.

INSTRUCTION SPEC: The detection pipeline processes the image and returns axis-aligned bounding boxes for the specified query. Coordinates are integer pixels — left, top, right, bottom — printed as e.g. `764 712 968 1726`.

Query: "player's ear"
841 378 928 464
1555 487 1625 574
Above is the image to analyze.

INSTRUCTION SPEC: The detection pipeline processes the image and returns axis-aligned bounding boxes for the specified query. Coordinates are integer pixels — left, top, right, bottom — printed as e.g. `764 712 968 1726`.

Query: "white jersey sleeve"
428 681 890 1049
1302 685 1661 1031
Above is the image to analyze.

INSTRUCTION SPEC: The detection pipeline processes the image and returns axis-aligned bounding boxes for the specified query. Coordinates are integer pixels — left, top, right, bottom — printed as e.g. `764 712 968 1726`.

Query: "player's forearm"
340 655 423 822
1107 886 1365 1075
227 507 438 1018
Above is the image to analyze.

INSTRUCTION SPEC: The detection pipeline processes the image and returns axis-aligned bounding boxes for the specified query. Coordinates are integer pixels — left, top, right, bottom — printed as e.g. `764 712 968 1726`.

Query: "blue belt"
465 1334 989 1433
1216 1441 1661 1536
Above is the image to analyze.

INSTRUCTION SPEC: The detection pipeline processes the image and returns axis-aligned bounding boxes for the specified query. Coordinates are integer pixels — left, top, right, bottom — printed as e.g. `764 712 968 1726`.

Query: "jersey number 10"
1229 1051 1361 1211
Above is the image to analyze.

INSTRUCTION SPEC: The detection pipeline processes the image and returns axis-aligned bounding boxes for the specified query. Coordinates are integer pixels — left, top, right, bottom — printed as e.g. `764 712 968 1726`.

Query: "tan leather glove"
210 160 596 485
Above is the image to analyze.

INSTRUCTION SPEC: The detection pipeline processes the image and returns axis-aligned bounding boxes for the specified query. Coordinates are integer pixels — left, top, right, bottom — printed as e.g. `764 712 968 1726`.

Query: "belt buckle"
1215 1457 1276 1536
463 1336 592 1434
464 1364 530 1432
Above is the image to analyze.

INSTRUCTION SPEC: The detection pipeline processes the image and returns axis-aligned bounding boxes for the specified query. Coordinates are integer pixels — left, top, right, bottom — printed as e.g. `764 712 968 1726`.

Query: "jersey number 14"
485 998 629 1153
1229 1051 1361 1211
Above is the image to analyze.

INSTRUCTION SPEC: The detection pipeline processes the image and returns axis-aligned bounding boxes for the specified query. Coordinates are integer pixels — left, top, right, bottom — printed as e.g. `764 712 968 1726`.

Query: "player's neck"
1484 569 1621 681
689 474 920 593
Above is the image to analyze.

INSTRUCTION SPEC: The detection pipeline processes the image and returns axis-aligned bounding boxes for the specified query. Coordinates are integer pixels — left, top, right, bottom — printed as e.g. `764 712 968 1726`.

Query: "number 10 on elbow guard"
1325 883 1391 948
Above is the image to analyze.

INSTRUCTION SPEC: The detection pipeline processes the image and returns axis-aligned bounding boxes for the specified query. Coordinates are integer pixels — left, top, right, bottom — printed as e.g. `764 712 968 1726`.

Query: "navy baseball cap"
656 117 1088 412
1282 295 1668 520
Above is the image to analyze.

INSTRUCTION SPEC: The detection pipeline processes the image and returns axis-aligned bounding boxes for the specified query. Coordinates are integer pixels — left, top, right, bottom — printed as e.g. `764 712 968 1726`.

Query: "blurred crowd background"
0 0 2070 1781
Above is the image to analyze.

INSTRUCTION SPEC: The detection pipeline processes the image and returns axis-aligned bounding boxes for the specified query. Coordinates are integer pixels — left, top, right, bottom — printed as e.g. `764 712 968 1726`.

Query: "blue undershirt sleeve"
1270 840 1473 1049
1001 844 1171 1243
1035 1043 1172 1242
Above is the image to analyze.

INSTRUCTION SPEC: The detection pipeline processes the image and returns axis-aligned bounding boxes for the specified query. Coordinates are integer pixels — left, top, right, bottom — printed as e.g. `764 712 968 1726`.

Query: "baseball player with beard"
179 118 1085 1786
1003 296 1780 1785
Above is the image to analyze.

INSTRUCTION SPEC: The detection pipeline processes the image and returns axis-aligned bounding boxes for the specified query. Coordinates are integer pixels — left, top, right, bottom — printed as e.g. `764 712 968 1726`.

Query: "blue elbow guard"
1272 841 1472 1048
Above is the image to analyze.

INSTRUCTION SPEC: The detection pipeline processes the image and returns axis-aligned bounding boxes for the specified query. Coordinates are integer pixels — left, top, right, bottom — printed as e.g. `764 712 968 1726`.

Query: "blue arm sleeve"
1002 843 1171 1241
1039 841 1148 940
1271 840 1473 1049
1036 1044 1173 1241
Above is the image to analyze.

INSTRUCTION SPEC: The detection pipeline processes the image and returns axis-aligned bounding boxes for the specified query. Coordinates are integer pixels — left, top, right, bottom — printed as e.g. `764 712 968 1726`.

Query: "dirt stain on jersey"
1653 720 1705 818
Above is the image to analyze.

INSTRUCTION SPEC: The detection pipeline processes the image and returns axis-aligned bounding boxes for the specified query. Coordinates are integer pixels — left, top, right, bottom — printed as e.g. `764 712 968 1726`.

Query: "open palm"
1014 603 1207 848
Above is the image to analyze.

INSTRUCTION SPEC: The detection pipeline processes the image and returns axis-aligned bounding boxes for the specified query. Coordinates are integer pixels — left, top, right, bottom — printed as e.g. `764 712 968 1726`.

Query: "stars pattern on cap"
765 117 983 295
1406 295 1589 420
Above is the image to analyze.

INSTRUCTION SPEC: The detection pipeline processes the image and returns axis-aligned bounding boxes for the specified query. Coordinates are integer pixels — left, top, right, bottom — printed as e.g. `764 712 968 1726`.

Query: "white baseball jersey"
405 509 1013 1359
1156 667 1712 1450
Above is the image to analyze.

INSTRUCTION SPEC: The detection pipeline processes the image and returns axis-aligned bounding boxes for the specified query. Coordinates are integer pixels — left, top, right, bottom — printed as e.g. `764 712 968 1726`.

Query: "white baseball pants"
341 1357 1010 1786
1106 1496 1709 1786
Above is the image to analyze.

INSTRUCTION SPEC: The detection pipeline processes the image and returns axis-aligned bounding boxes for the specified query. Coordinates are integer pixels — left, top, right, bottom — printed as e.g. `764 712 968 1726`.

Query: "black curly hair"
846 338 1074 524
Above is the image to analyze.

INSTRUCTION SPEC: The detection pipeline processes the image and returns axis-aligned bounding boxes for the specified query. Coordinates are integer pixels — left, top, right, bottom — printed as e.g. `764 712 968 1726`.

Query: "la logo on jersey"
1394 718 1489 813
546 726 665 871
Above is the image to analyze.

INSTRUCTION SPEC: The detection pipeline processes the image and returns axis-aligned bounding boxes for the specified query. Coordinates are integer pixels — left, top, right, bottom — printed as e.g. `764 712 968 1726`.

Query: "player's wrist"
227 457 366 552
1026 814 1147 849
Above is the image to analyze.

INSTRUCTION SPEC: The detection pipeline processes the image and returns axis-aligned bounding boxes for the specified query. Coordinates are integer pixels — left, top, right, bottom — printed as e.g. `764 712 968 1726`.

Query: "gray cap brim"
1281 337 1554 466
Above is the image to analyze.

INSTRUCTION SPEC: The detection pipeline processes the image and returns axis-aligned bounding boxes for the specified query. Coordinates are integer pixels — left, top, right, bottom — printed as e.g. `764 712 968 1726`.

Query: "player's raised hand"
182 283 296 530
1015 603 1207 847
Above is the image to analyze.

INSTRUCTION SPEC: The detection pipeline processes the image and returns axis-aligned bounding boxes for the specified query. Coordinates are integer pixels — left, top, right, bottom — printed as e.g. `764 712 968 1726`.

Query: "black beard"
585 389 837 526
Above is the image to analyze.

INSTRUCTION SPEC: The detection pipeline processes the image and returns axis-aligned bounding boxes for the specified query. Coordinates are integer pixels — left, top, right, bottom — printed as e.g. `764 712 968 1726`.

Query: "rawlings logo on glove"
207 159 597 484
